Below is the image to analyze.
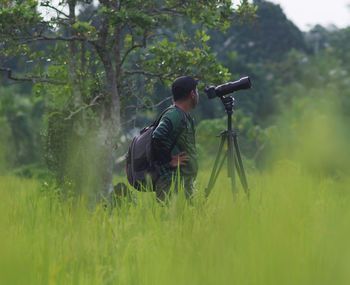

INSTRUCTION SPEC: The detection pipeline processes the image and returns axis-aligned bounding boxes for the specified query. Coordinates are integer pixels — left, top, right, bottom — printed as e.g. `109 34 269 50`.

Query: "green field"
1 163 350 284
1 96 350 284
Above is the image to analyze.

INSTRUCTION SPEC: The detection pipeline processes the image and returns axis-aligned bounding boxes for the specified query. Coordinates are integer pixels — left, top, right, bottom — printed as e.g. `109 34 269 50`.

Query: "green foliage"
143 30 231 87
0 0 40 32
201 0 310 125
42 112 72 185
0 85 43 167
42 109 107 199
210 0 308 64
196 109 271 163
185 0 256 31
30 1 255 191
3 0 350 194
329 27 350 70
0 116 15 172
10 163 54 179
257 54 350 172
0 0 42 58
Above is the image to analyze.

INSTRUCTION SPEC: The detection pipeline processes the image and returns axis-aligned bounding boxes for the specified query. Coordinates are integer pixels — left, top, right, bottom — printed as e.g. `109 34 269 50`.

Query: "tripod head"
221 96 235 114
219 96 236 131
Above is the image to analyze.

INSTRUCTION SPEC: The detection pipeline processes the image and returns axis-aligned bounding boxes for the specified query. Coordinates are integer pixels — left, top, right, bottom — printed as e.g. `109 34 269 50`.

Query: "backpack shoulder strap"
152 105 187 152
154 105 187 125
152 105 175 127
173 105 187 127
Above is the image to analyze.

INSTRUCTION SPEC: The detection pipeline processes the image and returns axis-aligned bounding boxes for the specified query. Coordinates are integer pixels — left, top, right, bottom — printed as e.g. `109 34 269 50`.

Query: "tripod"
205 96 249 197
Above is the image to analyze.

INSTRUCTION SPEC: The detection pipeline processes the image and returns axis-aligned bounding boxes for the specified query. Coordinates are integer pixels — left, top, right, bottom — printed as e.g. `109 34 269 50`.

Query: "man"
152 76 199 200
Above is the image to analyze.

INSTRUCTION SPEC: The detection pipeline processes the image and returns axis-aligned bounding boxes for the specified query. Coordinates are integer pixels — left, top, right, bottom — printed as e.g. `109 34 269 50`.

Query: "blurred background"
1 0 349 191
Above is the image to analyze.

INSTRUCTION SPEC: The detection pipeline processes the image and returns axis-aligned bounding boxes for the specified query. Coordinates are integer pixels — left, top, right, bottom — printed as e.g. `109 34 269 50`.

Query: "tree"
209 0 308 63
0 0 256 198
329 27 350 72
200 0 310 124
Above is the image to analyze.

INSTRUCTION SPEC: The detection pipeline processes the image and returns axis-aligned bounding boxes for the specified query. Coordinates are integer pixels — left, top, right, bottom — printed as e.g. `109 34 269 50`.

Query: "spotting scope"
205 76 251 99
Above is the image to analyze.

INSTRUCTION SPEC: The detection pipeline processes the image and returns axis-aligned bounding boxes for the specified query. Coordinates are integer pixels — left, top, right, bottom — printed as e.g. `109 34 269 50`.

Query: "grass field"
1 97 350 284
1 162 350 284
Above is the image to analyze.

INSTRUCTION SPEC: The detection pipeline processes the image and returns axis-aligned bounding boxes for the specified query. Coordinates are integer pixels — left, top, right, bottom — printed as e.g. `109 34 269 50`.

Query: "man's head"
172 76 199 108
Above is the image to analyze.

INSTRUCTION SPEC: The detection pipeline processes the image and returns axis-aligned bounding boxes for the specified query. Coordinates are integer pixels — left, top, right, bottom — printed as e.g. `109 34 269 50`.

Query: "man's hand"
169 151 189 168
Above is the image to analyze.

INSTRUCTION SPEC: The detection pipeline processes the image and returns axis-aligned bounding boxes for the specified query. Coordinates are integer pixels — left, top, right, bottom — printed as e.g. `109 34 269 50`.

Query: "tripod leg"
212 152 227 189
206 136 226 196
233 134 249 196
227 133 237 195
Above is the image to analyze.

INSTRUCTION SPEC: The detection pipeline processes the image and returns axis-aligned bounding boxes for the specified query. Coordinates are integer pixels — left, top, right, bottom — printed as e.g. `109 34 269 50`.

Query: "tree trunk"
68 0 82 108
86 6 122 200
96 54 121 199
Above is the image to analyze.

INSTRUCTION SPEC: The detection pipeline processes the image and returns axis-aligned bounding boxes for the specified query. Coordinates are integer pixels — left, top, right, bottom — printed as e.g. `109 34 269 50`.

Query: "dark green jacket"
152 106 198 188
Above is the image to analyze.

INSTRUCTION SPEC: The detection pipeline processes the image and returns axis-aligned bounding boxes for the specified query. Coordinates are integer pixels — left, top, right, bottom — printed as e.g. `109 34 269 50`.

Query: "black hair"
171 76 198 102
172 87 193 101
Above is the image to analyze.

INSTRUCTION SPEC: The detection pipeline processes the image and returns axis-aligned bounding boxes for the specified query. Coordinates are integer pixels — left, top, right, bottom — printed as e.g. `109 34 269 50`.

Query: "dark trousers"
154 176 193 201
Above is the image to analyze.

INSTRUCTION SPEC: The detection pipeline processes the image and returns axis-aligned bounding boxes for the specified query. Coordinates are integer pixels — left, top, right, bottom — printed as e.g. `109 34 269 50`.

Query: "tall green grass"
1 93 350 284
1 164 350 284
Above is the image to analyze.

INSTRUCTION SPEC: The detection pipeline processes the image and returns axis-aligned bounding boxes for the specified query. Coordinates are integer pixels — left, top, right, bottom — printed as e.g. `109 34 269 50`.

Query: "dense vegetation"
1 1 350 283
1 1 349 182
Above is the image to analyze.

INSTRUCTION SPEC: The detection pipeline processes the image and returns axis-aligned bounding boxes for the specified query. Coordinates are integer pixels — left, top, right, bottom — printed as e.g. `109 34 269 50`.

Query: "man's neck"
174 101 191 115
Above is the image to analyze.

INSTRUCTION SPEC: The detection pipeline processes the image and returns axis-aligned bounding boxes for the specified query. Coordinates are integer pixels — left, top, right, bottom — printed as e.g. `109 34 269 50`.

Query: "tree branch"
17 35 90 44
85 8 98 23
64 94 104 120
40 2 70 18
121 116 137 126
140 4 185 16
0 67 65 85
125 96 172 111
152 96 173 108
120 43 144 68
120 31 163 68
124 69 164 77
151 7 185 16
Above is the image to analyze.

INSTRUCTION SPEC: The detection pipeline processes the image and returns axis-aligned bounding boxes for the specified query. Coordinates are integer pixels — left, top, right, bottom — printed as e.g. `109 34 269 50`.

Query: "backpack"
126 105 186 191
